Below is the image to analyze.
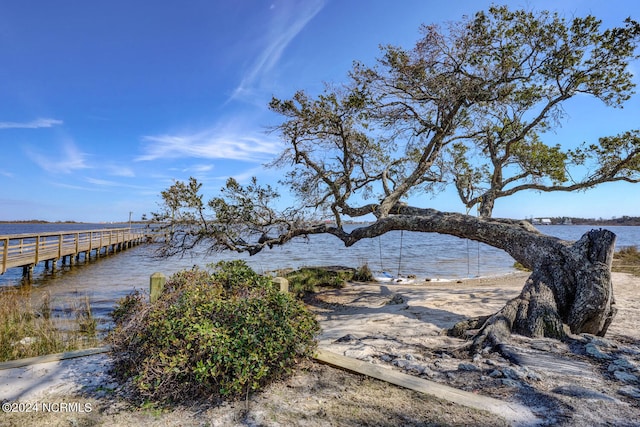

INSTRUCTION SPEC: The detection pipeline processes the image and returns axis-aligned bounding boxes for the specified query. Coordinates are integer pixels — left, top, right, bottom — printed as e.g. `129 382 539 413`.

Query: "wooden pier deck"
0 228 150 278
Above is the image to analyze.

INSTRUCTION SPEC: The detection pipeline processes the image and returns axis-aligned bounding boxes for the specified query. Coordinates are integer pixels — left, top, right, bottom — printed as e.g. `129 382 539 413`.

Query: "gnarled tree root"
448 229 618 355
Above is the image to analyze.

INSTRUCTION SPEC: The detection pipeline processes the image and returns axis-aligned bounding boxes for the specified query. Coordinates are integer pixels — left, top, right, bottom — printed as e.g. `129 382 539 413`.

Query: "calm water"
1 223 639 323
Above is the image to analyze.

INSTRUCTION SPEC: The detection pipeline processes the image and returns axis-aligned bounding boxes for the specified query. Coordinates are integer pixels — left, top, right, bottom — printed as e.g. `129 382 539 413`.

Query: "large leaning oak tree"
154 7 640 352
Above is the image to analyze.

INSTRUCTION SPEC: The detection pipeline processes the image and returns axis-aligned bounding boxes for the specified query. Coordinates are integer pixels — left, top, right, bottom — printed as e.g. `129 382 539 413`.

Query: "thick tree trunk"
478 193 496 219
451 228 617 352
333 208 618 351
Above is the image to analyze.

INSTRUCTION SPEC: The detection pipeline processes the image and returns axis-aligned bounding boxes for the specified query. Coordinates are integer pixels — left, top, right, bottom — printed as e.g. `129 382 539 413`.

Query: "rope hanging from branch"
378 236 384 273
397 229 404 277
465 206 481 277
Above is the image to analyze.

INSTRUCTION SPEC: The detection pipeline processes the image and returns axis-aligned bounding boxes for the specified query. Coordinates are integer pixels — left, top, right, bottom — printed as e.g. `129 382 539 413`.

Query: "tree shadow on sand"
303 283 513 331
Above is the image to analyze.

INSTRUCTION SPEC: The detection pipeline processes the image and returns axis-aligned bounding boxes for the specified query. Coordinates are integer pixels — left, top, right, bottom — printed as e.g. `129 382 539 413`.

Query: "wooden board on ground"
0 346 110 370
314 348 539 426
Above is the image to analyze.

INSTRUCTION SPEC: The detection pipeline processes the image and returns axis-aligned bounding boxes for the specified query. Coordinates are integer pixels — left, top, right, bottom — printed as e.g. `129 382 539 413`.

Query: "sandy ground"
1 271 639 426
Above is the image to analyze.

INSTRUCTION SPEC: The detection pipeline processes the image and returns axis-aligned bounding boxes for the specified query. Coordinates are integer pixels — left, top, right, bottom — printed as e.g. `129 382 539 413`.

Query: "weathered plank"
314 348 538 426
0 346 111 370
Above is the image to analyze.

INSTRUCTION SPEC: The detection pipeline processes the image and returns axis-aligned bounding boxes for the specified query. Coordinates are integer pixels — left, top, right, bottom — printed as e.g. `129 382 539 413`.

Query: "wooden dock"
0 228 150 278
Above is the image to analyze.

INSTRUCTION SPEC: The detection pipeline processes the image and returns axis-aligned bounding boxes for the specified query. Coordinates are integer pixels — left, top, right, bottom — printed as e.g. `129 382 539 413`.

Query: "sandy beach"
1 271 639 426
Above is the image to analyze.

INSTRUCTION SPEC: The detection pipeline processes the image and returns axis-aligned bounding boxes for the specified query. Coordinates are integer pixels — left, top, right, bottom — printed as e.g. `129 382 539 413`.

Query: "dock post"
150 272 167 303
1 238 7 274
272 277 289 293
22 264 34 279
34 236 40 265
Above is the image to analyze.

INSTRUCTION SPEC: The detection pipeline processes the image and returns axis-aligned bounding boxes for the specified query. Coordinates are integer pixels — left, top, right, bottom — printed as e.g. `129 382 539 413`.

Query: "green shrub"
614 245 640 262
512 261 531 272
109 261 319 405
285 266 353 297
613 245 640 276
352 263 374 282
109 290 145 325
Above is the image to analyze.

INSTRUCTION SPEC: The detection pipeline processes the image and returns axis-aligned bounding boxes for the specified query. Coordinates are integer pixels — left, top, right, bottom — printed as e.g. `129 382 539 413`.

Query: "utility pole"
129 211 133 229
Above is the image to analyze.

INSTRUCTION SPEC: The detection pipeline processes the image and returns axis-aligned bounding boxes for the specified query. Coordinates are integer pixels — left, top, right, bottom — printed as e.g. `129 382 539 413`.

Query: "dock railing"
0 227 151 276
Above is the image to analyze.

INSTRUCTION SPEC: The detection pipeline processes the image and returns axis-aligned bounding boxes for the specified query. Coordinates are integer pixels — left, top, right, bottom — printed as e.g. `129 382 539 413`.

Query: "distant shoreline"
1 217 639 226
0 220 148 225
533 216 640 226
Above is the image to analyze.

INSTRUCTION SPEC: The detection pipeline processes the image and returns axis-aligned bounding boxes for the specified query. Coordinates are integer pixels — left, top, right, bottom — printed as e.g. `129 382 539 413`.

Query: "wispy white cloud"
215 165 268 184
137 127 281 162
0 118 63 129
49 177 149 193
52 182 107 192
85 177 148 190
26 141 90 174
231 0 326 100
85 177 120 187
105 164 135 177
186 164 214 173
0 170 14 178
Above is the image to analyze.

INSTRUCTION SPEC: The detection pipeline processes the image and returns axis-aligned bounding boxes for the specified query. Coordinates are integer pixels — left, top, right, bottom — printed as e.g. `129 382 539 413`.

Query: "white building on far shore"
531 218 552 225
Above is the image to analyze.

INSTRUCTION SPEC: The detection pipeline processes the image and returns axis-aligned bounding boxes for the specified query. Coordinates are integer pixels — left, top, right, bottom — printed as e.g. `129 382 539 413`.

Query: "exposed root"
445 315 491 339
444 229 618 358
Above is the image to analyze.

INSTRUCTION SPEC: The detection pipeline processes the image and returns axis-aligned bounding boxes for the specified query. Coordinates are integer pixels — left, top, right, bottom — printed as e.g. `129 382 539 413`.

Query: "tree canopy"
154 6 640 257
153 6 640 347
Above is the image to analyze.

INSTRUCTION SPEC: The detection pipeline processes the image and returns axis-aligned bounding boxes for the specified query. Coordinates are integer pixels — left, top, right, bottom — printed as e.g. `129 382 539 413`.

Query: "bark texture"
457 228 617 352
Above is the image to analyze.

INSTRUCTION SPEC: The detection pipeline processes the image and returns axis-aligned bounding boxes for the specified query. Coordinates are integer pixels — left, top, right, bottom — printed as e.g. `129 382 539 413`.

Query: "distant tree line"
0 220 79 224
546 216 640 226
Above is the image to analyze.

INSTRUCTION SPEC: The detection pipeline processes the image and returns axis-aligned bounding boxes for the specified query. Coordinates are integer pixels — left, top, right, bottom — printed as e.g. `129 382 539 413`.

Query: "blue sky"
0 0 639 222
